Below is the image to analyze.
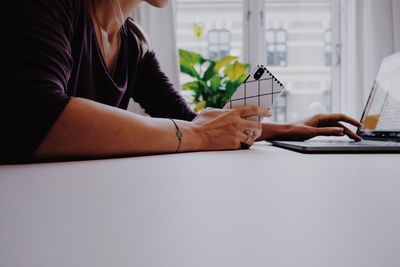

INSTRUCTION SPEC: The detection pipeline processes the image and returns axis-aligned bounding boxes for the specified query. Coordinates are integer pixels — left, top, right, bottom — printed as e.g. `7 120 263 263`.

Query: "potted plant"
179 49 249 112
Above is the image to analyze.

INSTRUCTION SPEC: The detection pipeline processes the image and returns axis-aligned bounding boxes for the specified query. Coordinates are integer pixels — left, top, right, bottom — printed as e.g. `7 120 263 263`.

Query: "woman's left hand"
259 113 363 141
301 113 363 141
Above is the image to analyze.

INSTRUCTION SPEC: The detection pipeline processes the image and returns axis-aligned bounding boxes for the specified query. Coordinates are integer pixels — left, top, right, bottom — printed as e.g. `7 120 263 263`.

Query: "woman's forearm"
258 117 357 141
33 97 202 161
257 123 294 141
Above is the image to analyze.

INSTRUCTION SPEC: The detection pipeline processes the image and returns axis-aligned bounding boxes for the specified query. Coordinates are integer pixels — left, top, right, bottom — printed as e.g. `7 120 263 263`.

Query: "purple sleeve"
132 51 197 121
0 0 75 163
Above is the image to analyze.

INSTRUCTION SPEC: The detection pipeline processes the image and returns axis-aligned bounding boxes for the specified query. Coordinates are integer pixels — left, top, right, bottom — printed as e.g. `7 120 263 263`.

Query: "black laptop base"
271 140 400 154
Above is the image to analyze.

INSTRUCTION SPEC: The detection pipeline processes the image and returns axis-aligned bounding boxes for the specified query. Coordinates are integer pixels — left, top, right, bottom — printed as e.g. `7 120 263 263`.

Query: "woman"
0 0 361 163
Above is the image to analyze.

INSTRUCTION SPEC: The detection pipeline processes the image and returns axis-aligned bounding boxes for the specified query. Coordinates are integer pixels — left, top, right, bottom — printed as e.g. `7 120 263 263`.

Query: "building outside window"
264 0 333 123
207 29 231 59
324 29 332 66
176 0 336 123
175 0 243 88
266 29 288 66
175 0 243 59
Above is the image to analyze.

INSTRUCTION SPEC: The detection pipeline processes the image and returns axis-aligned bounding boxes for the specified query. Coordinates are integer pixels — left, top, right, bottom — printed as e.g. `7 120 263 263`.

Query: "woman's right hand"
188 106 271 151
32 99 269 162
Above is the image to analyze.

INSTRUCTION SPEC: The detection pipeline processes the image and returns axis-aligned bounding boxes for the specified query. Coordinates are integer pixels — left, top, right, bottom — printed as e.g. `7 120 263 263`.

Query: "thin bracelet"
169 119 183 152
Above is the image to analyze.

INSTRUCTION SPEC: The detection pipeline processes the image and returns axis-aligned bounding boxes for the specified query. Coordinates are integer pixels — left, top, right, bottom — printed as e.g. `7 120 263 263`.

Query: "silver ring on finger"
243 134 251 145
241 133 252 149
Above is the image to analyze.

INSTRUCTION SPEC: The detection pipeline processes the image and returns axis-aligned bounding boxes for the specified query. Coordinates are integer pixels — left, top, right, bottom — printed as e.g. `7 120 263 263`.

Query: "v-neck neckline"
86 8 127 83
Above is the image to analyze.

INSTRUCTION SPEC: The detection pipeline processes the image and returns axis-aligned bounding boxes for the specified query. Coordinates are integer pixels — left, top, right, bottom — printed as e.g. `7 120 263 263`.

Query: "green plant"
179 48 249 112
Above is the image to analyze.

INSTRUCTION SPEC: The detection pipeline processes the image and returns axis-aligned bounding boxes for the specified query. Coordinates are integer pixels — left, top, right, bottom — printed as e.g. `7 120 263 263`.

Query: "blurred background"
132 0 400 123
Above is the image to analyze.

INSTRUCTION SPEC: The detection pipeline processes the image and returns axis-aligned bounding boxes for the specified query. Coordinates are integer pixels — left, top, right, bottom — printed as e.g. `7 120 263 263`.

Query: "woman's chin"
145 0 169 8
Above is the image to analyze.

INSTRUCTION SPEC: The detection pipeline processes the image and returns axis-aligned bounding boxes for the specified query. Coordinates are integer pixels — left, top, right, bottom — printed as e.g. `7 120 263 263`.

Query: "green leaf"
180 63 200 79
193 90 201 102
214 56 238 72
196 79 208 95
193 23 204 39
179 48 250 110
224 61 247 81
223 79 243 101
179 49 203 66
225 80 237 94
197 79 207 89
202 61 217 81
237 73 248 84
194 100 206 112
210 75 221 91
182 81 199 91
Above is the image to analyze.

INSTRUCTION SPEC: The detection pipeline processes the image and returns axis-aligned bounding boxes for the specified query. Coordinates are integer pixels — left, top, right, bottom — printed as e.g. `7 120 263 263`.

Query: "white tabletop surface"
1 142 400 267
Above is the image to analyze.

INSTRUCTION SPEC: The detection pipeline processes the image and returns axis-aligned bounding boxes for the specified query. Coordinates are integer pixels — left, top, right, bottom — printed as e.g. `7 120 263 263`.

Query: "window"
324 29 332 66
176 0 243 86
207 29 231 59
264 0 334 123
266 29 288 66
176 0 339 123
176 0 243 60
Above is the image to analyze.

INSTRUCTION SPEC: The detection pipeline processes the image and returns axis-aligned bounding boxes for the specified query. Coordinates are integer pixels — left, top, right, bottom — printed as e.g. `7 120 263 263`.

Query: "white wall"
128 1 180 115
393 0 400 52
361 0 396 102
341 0 400 119
134 1 180 88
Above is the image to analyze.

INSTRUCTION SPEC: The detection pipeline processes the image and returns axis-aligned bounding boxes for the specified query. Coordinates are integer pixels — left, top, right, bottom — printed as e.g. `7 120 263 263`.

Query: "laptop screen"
358 52 400 141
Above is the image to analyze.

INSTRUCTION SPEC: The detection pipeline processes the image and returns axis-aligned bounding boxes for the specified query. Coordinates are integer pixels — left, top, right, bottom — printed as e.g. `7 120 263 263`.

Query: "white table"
1 143 400 267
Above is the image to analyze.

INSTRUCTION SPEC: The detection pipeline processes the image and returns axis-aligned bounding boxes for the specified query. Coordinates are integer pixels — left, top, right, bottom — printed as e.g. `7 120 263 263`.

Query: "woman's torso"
68 1 141 109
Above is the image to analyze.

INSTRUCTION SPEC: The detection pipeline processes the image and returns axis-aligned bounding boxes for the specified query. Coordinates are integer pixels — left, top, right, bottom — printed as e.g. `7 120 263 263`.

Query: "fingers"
235 105 271 118
239 120 262 137
325 113 362 128
312 127 345 137
238 132 256 149
317 113 362 140
334 122 362 141
200 107 228 117
306 122 362 141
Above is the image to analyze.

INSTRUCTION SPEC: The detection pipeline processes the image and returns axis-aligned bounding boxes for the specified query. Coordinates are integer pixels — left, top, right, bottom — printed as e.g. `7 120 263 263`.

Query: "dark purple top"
0 0 196 163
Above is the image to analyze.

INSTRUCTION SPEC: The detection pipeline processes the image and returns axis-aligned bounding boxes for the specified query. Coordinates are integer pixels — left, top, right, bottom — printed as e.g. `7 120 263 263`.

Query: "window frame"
244 0 343 115
175 0 345 116
324 29 333 66
207 29 232 59
266 29 288 66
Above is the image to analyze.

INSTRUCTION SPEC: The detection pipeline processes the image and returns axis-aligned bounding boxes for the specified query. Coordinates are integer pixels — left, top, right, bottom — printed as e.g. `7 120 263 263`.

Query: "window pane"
265 0 333 123
276 44 286 52
208 44 219 52
276 52 287 66
221 45 230 51
276 31 286 42
325 30 332 43
220 31 230 43
176 0 243 60
268 44 276 52
266 29 288 67
324 30 332 66
208 31 219 44
266 31 276 42
325 45 332 52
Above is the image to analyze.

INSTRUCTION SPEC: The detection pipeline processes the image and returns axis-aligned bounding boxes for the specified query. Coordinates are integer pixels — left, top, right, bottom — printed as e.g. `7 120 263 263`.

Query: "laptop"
272 52 400 153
